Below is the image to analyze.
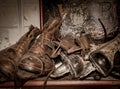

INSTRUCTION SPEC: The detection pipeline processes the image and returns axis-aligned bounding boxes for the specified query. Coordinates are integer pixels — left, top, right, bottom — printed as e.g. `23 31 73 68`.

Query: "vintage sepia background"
0 0 120 89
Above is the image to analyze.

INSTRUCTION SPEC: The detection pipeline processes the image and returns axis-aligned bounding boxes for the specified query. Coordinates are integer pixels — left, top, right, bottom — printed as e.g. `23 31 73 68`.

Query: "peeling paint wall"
0 0 40 50
60 0 118 40
43 0 118 43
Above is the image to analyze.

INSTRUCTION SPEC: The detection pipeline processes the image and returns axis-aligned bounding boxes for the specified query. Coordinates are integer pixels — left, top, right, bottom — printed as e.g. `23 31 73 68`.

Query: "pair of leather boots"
0 16 63 87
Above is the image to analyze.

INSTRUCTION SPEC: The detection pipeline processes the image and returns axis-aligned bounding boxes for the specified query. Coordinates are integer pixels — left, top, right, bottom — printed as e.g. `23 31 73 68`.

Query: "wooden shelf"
0 80 120 88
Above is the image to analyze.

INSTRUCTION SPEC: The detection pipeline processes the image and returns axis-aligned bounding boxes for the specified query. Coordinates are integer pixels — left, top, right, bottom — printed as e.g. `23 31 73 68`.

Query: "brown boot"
0 25 40 83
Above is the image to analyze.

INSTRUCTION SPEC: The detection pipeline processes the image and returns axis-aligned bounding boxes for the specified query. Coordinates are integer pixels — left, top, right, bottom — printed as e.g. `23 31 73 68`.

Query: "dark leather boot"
0 25 40 83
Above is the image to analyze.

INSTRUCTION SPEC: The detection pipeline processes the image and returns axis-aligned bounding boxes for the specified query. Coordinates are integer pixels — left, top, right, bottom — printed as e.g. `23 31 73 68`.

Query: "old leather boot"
17 18 60 83
17 13 68 84
0 25 40 83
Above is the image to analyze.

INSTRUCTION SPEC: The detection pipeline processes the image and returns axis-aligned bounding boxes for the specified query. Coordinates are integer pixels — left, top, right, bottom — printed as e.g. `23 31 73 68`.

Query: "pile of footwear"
0 11 120 88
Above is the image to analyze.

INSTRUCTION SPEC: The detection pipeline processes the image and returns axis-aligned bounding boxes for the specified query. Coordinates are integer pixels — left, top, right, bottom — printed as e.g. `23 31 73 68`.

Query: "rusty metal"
89 34 120 76
75 33 91 52
50 30 120 80
57 4 63 17
54 35 81 54
50 33 95 79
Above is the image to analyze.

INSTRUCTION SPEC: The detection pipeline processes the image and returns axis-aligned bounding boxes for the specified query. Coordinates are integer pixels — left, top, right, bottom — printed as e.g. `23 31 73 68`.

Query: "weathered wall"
0 0 40 50
60 0 118 40
43 0 118 42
